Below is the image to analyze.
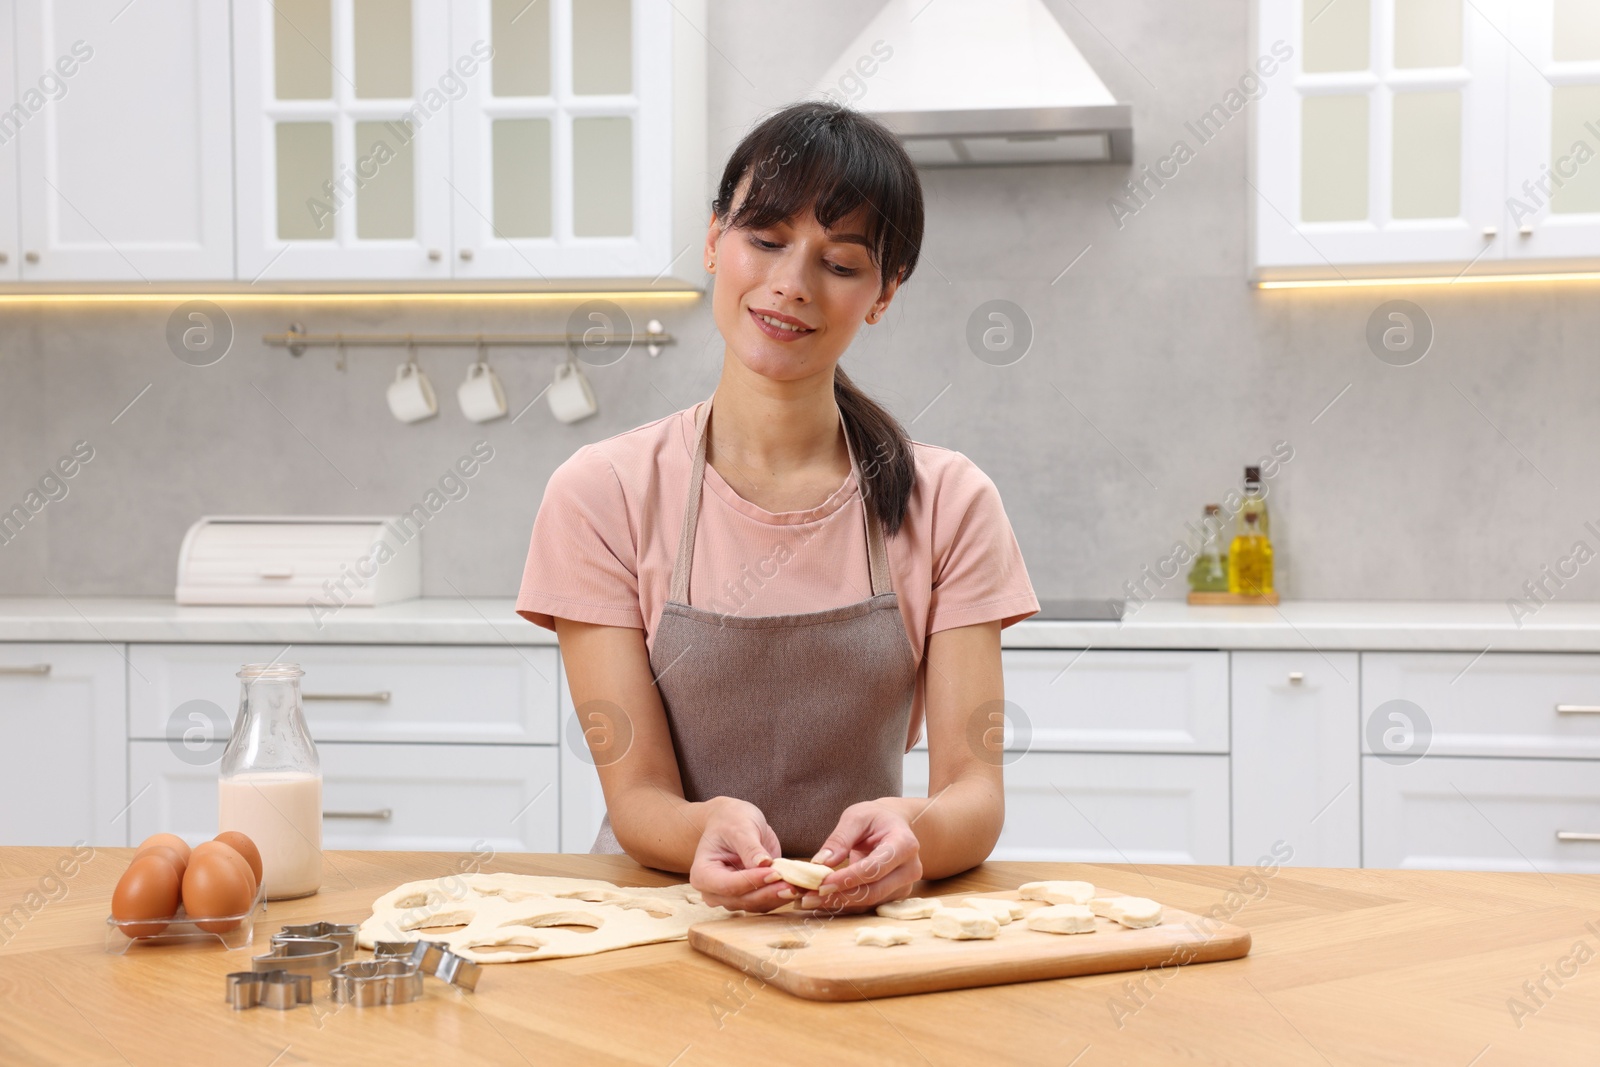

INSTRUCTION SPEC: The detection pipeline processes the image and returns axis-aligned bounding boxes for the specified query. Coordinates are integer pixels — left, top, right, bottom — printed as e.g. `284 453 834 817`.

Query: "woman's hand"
800 801 924 914
688 797 793 912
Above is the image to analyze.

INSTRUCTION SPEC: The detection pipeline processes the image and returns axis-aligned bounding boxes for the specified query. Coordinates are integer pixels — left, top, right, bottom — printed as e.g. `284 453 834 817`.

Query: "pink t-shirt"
515 399 1040 748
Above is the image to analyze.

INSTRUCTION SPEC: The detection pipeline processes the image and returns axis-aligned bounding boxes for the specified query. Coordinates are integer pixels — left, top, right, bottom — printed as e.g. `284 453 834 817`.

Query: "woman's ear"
704 210 721 272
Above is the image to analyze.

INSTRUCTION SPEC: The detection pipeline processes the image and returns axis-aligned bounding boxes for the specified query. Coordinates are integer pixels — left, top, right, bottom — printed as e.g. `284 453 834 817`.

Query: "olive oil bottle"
1187 504 1228 593
1227 466 1274 596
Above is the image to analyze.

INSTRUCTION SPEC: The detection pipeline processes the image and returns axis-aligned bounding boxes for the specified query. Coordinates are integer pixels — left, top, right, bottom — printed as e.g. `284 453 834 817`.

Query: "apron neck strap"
671 395 891 605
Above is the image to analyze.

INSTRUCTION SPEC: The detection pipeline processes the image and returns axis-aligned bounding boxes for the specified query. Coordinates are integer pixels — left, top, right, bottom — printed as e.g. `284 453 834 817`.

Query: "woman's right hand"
689 797 793 912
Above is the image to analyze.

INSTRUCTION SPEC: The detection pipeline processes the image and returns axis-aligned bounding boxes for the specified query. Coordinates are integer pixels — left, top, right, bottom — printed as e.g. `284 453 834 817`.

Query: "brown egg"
136 844 187 883
136 833 192 866
191 840 257 896
213 831 263 887
182 845 255 933
112 854 182 938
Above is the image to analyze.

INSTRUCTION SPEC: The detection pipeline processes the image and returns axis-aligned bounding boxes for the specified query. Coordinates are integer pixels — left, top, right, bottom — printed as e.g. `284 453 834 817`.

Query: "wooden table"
0 848 1595 1065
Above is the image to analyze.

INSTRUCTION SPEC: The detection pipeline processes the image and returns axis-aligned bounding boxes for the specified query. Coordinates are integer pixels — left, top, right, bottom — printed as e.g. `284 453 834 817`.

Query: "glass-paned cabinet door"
450 0 675 279
1254 0 1509 275
1505 1 1600 260
232 0 452 279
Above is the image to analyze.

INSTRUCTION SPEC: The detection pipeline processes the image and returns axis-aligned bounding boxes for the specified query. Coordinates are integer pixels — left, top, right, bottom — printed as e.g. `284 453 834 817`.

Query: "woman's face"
706 175 900 385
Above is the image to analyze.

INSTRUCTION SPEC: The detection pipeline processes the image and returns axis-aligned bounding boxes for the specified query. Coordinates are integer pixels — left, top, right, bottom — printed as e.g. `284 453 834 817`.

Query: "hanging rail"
262 321 673 358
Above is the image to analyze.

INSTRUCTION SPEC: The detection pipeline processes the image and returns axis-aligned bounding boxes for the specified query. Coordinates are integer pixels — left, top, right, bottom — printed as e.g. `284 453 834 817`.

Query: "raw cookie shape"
960 897 1020 925
1019 880 1096 906
875 897 941 920
768 858 832 890
1090 895 1164 929
855 926 913 948
1025 904 1097 935
929 907 1000 941
357 873 736 963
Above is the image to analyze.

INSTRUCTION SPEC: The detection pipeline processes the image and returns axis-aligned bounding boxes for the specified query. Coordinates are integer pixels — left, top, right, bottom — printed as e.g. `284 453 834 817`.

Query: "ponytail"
835 368 914 538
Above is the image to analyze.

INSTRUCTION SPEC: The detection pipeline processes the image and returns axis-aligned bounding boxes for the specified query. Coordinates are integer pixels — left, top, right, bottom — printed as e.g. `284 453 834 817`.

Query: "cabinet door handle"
1481 226 1498 238
1555 705 1600 715
427 248 442 261
1556 831 1600 842
303 691 391 703
324 808 393 821
458 249 474 261
0 252 9 264
23 251 38 264
1287 671 1304 685
0 664 51 676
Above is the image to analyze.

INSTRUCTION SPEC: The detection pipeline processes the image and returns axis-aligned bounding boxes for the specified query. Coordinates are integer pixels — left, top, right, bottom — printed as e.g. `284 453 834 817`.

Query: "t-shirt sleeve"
925 455 1040 634
516 445 644 631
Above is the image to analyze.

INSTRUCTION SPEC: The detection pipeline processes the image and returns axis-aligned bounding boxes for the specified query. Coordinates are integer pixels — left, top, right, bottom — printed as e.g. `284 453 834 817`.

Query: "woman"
517 102 1038 915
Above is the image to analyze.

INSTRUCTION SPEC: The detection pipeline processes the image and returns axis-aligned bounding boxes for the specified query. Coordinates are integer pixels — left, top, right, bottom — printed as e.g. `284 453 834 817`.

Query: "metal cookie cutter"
373 939 481 991
273 922 359 962
227 969 314 1011
329 958 424 1006
252 937 343 978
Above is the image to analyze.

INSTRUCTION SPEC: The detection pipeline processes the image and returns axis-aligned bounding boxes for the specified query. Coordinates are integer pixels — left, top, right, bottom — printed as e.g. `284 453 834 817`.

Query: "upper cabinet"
232 0 706 284
1254 0 1511 278
10 0 235 280
1504 1 1600 260
0 0 705 286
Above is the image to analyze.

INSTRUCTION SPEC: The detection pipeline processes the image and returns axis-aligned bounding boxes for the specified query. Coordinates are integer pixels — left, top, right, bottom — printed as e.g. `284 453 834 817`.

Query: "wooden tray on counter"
687 891 1251 1001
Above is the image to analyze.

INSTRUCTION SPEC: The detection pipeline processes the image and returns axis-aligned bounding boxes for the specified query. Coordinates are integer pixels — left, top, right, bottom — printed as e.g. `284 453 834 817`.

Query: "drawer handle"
324 808 393 821
1557 831 1600 842
1287 672 1304 685
258 566 294 579
0 664 51 676
1555 705 1600 715
303 691 392 703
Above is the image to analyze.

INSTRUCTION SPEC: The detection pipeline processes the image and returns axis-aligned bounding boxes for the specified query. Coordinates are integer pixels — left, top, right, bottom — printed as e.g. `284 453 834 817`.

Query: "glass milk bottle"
219 663 323 899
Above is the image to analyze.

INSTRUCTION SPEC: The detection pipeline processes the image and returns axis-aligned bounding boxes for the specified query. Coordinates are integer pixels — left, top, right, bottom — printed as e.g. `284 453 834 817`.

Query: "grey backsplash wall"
2 0 1596 606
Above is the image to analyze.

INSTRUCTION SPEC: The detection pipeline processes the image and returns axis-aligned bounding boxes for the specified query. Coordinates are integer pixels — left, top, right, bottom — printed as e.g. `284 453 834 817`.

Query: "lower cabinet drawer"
904 750 1230 864
1363 755 1600 873
127 742 559 854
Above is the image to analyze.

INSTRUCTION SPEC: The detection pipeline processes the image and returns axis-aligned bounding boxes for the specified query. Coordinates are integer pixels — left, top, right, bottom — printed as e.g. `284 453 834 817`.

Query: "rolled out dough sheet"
358 872 737 963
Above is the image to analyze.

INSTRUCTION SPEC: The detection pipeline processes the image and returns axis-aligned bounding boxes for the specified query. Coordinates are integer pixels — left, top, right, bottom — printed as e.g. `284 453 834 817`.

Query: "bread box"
176 516 421 608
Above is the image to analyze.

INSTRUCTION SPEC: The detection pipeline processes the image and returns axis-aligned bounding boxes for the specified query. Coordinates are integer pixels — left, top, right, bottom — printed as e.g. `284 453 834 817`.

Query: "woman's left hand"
798 801 923 914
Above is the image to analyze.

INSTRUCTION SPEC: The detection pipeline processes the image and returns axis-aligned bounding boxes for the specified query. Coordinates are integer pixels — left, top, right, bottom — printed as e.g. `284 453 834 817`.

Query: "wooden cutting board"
688 891 1251 1001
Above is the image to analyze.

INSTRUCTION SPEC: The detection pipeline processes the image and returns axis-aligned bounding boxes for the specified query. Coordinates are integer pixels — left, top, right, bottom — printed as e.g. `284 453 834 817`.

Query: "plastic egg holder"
104 880 268 954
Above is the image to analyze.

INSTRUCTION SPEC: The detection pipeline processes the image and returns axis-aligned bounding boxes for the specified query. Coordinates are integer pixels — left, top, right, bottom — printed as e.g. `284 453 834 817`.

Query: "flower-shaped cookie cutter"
226 969 314 1011
373 938 482 991
329 958 425 1006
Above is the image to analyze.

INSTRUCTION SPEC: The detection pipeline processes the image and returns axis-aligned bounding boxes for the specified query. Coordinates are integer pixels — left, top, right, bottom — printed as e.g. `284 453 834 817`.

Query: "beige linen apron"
590 397 919 857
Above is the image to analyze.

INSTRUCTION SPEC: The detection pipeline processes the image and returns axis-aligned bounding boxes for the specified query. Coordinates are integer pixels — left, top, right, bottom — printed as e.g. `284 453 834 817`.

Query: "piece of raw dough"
1019 880 1096 906
768 857 833 890
875 897 941 920
961 897 1022 924
855 926 913 947
929 907 1000 941
1025 904 1098 934
1091 895 1164 928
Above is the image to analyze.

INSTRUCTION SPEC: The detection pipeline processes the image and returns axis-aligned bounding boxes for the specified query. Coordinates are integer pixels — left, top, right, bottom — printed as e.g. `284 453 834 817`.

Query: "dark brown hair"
711 101 923 538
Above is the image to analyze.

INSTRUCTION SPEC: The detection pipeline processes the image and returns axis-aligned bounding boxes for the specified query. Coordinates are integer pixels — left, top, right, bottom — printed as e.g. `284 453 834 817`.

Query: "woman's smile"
747 306 817 342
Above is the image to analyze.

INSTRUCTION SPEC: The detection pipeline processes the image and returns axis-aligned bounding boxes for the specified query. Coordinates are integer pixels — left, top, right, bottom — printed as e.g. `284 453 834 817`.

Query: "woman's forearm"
877 773 1004 880
608 787 743 873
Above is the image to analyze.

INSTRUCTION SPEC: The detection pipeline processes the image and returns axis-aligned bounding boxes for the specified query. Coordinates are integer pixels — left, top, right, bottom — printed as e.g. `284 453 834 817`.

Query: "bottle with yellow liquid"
1227 466 1274 597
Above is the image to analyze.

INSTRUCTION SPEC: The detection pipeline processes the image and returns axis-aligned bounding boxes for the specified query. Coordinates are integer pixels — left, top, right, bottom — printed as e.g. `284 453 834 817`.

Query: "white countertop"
1 597 1599 652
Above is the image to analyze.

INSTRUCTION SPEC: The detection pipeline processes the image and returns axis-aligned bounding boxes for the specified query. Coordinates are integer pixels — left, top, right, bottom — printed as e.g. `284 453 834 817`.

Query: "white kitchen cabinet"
450 0 706 281
232 0 706 284
905 750 1231 864
1362 651 1600 759
232 0 455 280
128 643 559 745
12 0 234 280
0 644 127 846
965 649 1229 754
1504 2 1600 260
0 0 17 281
1231 651 1360 867
557 662 607 853
128 740 560 853
1364 755 1600 873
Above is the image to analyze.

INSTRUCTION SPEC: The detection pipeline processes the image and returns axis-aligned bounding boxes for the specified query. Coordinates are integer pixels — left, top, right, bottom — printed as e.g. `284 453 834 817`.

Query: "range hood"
811 0 1133 166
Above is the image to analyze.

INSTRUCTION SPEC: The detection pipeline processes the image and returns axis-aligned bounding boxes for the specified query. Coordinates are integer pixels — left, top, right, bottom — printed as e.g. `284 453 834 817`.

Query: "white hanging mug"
548 359 598 424
386 360 438 423
457 360 507 423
